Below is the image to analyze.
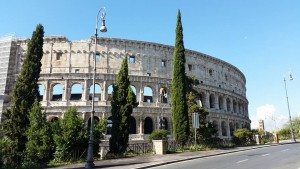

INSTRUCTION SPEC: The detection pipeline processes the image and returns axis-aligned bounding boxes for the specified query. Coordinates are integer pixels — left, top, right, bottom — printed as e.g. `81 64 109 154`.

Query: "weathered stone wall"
2 36 250 139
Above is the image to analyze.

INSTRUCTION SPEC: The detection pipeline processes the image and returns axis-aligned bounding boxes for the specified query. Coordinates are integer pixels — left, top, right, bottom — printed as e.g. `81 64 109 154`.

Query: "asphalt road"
152 143 300 169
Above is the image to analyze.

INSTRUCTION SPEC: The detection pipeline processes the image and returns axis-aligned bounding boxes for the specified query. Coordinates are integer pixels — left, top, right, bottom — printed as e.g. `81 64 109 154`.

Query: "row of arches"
48 115 169 135
39 80 247 116
212 120 250 137
200 92 247 115
39 83 164 103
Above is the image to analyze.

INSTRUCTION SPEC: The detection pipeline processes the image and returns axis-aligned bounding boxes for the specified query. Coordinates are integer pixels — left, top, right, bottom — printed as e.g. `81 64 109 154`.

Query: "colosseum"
0 35 250 140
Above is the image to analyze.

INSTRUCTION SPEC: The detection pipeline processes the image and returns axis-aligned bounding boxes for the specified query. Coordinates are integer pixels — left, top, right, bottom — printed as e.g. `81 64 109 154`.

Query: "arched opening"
51 84 63 101
38 84 45 101
144 117 153 134
221 121 227 136
159 87 168 103
213 120 219 136
238 103 242 114
233 100 237 114
49 116 59 122
162 117 168 131
218 96 223 110
70 83 83 100
236 122 240 129
89 84 102 101
107 84 114 101
143 86 153 103
87 116 100 129
229 122 234 136
129 116 136 134
209 94 215 108
107 116 112 134
199 92 205 108
130 85 137 101
226 98 231 112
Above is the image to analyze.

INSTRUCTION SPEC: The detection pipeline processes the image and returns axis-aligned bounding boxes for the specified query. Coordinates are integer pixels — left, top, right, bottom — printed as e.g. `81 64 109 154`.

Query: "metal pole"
284 78 296 142
85 25 97 169
194 128 197 145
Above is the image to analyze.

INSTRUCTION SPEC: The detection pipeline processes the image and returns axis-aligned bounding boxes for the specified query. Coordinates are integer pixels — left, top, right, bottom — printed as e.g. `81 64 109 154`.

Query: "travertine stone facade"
0 36 250 140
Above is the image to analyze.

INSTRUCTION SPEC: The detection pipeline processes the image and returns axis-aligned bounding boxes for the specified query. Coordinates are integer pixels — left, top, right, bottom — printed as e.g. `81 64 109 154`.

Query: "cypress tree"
2 24 44 167
171 10 190 146
24 99 53 168
109 57 137 155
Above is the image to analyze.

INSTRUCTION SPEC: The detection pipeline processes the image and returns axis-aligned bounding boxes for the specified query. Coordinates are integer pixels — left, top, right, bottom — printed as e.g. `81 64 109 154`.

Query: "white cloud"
251 104 288 131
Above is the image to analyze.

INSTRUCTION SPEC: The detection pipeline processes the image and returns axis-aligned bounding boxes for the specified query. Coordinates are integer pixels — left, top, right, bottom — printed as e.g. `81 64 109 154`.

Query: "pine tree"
109 57 137 155
171 10 190 146
2 24 44 167
24 99 53 168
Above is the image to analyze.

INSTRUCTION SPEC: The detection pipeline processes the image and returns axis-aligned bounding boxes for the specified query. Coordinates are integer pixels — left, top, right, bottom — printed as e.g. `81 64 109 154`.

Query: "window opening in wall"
70 83 83 100
95 52 100 62
75 69 79 73
38 84 44 101
147 73 151 76
209 69 213 76
143 86 153 103
161 60 166 67
129 55 135 63
188 64 192 71
56 52 62 60
89 84 101 101
225 74 228 81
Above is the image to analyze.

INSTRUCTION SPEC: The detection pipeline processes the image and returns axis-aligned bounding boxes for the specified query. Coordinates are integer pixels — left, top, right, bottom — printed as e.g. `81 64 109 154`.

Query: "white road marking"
236 159 249 164
281 149 290 152
261 153 270 157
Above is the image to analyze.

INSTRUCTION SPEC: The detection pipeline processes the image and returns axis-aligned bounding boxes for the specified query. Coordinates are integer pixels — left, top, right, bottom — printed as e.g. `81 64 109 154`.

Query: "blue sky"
1 0 300 131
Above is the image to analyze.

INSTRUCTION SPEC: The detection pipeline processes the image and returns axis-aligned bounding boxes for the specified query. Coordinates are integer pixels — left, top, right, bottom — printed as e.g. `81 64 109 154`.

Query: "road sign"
192 112 199 129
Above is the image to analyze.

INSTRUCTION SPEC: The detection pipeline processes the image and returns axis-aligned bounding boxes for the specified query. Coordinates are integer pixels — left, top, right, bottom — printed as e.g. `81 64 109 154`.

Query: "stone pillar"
218 119 222 137
49 43 53 73
139 87 144 104
68 42 72 73
63 80 69 101
215 94 219 110
227 119 231 137
82 79 88 101
102 81 106 101
139 117 144 134
205 91 209 108
44 81 49 102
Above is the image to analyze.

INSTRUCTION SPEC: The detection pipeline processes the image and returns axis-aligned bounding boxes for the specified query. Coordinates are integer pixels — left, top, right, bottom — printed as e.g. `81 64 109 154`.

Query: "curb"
135 142 299 169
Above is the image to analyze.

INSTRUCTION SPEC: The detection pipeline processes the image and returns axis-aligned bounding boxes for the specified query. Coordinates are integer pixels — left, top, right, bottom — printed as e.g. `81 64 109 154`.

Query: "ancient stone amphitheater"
0 36 250 140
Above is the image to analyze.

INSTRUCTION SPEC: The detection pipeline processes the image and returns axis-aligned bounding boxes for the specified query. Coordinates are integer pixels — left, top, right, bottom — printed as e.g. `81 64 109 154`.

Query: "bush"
233 128 255 146
149 129 168 141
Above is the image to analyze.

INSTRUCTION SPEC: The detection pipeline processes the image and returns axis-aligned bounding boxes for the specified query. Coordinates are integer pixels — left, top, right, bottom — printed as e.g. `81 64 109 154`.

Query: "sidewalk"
50 140 298 169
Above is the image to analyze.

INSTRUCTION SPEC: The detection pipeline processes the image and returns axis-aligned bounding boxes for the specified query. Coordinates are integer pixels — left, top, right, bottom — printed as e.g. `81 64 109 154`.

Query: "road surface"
152 143 300 169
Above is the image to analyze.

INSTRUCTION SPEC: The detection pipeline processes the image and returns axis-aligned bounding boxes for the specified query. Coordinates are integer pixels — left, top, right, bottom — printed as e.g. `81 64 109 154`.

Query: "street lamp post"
85 7 107 169
283 73 296 143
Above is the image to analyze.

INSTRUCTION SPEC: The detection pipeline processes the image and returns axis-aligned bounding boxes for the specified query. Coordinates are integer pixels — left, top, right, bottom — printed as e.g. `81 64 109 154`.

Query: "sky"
1 0 300 131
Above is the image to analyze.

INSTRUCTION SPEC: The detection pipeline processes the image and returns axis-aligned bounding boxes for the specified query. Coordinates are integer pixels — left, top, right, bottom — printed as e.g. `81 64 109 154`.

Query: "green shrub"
233 128 255 146
149 129 168 141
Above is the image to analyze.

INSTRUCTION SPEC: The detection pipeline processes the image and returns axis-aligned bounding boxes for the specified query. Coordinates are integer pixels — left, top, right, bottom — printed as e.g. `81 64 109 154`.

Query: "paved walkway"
50 140 298 169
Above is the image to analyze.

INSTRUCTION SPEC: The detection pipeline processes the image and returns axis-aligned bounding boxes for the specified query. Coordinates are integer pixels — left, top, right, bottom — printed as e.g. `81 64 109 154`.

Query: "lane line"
261 153 270 157
236 159 249 164
281 149 290 152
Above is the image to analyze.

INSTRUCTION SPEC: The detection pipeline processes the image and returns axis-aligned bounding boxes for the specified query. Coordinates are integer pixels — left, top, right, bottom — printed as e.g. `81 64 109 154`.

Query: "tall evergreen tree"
2 24 44 167
171 10 190 146
24 99 53 168
109 57 137 155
